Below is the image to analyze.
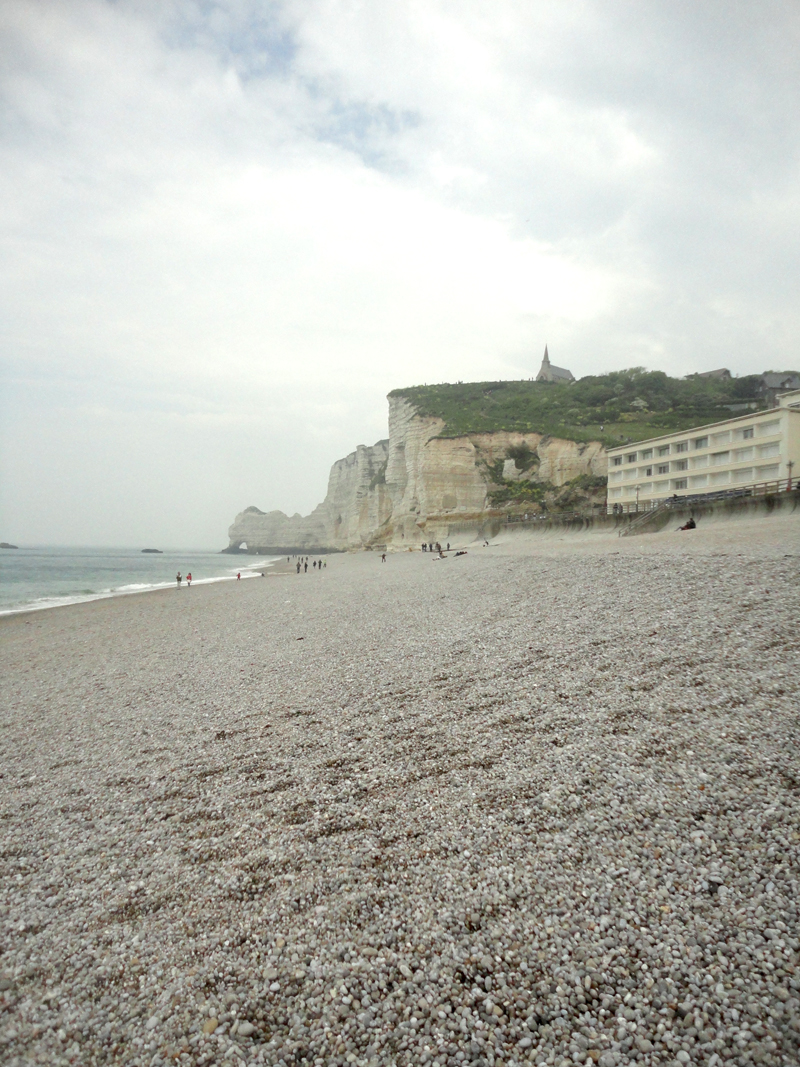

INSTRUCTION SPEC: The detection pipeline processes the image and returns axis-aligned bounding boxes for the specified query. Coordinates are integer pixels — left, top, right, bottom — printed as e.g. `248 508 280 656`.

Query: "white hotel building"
606 390 800 513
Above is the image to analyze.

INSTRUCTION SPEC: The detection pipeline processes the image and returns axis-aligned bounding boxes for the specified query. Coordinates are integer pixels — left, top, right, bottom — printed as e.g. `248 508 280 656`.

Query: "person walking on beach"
237 572 241 580
186 572 192 587
176 571 182 588
381 553 386 563
304 561 308 573
296 561 301 574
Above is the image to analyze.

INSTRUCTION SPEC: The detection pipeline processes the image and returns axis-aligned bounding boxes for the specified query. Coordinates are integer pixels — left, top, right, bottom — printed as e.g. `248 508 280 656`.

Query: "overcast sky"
2 1 799 547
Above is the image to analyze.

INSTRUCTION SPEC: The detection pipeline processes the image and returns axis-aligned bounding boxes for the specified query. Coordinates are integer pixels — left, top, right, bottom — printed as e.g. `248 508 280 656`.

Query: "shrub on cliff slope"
390 369 765 445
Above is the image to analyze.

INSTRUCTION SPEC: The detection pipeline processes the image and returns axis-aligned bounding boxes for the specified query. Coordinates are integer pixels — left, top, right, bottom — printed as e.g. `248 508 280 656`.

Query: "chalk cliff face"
227 397 606 551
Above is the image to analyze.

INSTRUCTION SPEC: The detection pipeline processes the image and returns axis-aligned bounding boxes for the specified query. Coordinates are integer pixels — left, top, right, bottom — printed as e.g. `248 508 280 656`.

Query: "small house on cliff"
536 346 575 383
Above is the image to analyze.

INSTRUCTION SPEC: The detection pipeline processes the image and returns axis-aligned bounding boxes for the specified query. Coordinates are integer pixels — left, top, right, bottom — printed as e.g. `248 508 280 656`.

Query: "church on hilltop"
536 345 575 383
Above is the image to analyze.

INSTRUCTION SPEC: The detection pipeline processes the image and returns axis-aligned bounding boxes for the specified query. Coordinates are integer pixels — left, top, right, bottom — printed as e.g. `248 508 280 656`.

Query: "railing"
608 477 795 517
501 506 605 526
618 499 671 537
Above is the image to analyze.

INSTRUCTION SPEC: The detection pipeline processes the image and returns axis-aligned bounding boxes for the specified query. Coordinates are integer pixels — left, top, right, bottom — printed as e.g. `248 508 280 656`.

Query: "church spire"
536 344 574 383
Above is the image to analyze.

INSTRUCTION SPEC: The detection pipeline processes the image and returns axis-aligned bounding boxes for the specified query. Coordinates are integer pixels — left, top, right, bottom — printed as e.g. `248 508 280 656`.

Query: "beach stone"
1 525 798 1067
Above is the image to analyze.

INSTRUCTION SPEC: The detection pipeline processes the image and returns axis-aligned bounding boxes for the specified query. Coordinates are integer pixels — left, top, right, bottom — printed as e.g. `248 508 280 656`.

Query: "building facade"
606 394 800 512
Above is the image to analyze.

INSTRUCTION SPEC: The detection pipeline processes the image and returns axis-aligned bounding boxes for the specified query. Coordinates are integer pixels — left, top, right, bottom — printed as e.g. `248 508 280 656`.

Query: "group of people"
421 541 450 553
293 556 326 573
175 571 193 587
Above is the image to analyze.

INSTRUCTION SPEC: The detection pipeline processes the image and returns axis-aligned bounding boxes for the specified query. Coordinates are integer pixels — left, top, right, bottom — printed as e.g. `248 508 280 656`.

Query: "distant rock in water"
141 548 163 554
0 542 18 549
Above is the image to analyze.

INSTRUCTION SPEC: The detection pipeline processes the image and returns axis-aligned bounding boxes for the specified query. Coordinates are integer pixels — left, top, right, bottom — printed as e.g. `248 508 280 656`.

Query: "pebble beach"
1 513 799 1067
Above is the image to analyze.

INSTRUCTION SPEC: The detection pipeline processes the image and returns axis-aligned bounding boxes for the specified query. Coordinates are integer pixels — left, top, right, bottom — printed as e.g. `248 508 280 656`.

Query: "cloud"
1 0 799 544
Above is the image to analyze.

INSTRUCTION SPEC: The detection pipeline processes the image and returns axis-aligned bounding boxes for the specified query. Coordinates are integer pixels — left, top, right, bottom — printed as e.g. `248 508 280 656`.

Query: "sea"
0 546 280 616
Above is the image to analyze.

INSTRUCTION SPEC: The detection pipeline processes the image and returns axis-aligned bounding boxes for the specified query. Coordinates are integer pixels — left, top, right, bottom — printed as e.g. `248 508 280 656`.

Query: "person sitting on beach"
176 571 182 587
678 517 697 531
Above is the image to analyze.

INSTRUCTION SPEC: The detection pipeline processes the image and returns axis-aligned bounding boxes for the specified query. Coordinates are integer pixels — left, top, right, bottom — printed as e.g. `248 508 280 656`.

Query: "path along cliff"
226 396 606 552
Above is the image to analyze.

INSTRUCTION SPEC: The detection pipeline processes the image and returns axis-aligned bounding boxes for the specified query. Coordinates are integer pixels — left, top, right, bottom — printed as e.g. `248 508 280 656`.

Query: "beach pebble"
0 529 798 1066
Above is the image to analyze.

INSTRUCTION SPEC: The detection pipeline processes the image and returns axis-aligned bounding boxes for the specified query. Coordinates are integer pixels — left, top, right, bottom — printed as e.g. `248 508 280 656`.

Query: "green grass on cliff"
389 368 769 446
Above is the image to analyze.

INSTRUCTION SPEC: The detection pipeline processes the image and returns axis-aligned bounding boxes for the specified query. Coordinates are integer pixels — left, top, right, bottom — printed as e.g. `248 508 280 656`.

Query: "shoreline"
1 512 798 1066
0 553 282 619
0 507 796 624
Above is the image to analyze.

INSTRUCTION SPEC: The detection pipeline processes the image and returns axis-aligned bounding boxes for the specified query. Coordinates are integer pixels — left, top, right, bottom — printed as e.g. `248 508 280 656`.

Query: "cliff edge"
226 396 605 552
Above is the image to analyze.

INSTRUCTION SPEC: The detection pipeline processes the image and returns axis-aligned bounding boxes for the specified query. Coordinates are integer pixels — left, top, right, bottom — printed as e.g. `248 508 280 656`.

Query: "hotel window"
673 459 688 471
626 453 637 463
641 449 653 459
734 447 754 462
645 466 652 476
694 436 708 449
612 456 622 466
675 442 688 453
758 443 780 458
742 427 754 439
673 479 688 490
711 451 730 465
756 420 779 436
657 446 670 456
657 464 669 475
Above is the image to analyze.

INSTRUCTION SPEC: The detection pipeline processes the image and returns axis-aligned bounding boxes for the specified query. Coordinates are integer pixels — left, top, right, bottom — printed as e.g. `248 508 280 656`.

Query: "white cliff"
226 396 606 551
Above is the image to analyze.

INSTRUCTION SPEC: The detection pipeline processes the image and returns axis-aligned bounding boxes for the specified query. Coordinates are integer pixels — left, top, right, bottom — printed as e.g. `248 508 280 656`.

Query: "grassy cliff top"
389 368 773 446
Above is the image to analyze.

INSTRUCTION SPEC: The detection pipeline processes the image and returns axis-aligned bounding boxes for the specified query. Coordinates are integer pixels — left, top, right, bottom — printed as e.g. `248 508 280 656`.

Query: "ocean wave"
0 559 281 616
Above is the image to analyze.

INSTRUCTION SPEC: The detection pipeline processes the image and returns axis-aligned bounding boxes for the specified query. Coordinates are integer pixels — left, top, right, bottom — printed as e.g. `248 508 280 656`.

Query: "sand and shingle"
1 514 799 1067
